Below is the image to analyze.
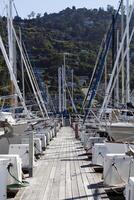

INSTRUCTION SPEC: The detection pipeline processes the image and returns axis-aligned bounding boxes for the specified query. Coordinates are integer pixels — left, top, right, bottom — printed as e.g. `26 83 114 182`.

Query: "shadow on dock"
65 193 107 200
61 158 89 161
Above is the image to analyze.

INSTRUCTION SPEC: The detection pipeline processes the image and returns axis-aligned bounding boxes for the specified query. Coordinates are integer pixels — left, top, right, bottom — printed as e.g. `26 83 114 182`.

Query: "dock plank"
14 127 109 200
65 141 73 199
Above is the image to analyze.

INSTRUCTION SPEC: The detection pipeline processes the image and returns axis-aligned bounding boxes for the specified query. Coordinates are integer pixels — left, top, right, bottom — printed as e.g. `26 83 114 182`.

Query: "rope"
112 163 126 184
103 159 133 191
34 143 41 154
12 1 19 17
7 163 29 188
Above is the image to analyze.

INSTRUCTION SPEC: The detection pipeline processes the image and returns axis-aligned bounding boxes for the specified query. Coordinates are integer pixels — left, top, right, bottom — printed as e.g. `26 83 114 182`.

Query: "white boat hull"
104 122 134 142
12 122 28 135
0 122 28 154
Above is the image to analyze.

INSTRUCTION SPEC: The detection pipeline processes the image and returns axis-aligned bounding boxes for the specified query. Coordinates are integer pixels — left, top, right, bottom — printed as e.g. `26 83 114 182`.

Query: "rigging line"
22 41 49 118
102 28 134 116
83 19 113 110
17 69 33 96
12 0 49 118
105 26 134 110
83 0 123 124
11 20 49 119
25 61 49 118
0 35 30 117
12 0 19 17
7 1 48 118
12 25 46 119
99 3 134 118
82 36 106 109
65 81 81 119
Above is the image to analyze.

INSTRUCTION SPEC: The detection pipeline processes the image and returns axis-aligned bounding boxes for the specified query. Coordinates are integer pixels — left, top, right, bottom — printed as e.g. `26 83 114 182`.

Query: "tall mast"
7 0 17 109
121 0 125 104
116 29 120 106
71 69 74 111
19 28 25 102
126 0 130 102
112 14 115 106
12 25 47 119
63 53 67 111
0 35 30 117
104 36 107 93
7 0 13 69
62 65 64 112
58 67 62 113
62 53 68 112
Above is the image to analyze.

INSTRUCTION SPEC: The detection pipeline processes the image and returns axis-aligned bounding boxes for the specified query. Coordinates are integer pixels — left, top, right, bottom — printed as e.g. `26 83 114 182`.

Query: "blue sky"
15 0 118 17
0 0 131 18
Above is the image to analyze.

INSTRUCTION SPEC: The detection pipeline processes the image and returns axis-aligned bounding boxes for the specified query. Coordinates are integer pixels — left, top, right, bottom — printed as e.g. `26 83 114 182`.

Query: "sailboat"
99 0 134 142
0 0 50 153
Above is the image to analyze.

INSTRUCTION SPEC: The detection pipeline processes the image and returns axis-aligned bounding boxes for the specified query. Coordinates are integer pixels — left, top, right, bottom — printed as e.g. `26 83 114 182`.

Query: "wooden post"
54 122 57 137
29 126 34 177
71 116 74 129
75 123 79 139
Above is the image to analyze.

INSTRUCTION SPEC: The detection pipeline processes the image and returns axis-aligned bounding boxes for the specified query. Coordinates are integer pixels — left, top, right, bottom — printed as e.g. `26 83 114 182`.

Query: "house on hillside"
78 76 89 87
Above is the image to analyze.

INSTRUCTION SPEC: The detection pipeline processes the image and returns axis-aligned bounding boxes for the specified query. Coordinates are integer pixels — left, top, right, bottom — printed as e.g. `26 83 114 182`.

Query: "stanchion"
75 123 79 139
28 125 34 178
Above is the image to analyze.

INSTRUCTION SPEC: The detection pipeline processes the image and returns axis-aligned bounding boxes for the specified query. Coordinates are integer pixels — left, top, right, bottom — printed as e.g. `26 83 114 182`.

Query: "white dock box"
38 130 50 145
33 138 42 154
125 177 134 200
0 155 22 185
92 143 107 166
21 138 42 155
103 154 134 186
0 159 9 200
9 144 31 169
35 134 47 150
105 142 127 154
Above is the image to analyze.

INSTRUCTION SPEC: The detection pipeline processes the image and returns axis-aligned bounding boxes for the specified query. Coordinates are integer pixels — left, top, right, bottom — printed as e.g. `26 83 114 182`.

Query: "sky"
0 0 133 18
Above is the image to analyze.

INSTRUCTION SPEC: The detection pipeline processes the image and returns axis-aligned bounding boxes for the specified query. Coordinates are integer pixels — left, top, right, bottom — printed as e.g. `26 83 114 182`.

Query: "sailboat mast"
126 0 130 103
121 0 125 104
0 35 30 117
116 29 120 106
8 0 13 69
7 0 17 109
63 53 67 111
58 67 62 113
71 69 74 111
112 14 115 106
62 65 64 112
19 28 25 102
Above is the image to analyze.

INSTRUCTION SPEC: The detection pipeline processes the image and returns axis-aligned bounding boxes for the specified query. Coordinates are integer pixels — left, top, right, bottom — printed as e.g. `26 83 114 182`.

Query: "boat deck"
14 127 109 200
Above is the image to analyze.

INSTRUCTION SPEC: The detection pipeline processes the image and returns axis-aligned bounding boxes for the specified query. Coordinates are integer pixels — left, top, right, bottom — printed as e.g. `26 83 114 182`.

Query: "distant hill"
14 7 116 78
0 6 125 96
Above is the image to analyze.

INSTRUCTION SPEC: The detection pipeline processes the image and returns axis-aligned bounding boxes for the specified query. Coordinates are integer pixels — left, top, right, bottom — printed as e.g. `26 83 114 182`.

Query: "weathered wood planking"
14 127 109 200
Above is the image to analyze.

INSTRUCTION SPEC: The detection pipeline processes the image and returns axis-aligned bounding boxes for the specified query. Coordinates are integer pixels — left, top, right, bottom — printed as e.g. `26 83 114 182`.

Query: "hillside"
0 6 122 97
15 7 115 77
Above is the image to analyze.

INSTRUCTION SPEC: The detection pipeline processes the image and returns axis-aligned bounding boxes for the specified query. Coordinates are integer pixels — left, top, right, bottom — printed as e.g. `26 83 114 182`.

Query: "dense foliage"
15 7 115 81
0 6 121 98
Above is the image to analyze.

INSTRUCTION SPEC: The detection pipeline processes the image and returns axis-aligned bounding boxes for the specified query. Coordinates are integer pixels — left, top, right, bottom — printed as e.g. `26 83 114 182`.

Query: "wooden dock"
14 127 109 200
